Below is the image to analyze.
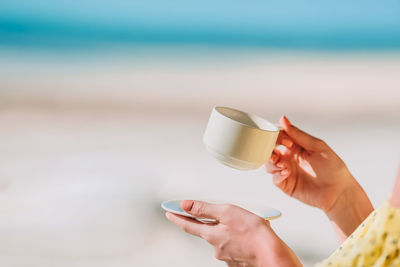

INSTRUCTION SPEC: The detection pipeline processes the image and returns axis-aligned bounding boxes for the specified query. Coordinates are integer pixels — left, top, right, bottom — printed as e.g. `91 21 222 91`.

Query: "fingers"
266 151 291 184
181 200 227 221
279 115 325 152
265 162 283 173
165 212 213 240
276 131 294 148
272 169 290 184
270 148 282 164
265 149 290 175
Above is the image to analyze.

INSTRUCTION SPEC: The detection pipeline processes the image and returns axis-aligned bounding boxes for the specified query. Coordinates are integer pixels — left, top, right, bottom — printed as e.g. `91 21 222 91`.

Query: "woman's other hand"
166 200 302 267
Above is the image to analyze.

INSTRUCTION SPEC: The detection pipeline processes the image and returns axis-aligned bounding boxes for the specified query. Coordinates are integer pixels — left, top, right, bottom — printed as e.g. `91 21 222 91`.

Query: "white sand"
0 50 399 266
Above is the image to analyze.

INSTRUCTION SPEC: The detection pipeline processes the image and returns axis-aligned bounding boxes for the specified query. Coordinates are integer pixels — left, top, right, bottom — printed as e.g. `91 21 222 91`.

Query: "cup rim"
214 106 279 133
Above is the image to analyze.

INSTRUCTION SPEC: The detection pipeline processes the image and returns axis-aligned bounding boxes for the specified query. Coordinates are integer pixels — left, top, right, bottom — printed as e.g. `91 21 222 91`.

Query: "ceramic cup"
203 106 280 170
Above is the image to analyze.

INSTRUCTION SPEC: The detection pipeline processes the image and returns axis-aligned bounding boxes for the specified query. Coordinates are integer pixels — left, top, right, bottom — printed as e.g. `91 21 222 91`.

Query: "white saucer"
161 200 281 223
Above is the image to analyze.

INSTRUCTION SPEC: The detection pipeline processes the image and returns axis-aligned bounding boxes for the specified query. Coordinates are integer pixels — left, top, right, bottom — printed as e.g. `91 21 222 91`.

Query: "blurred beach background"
1 1 400 266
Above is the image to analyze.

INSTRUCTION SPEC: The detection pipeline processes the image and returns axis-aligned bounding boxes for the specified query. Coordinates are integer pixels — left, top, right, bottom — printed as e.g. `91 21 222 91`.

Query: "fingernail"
283 116 291 125
181 200 194 212
279 116 290 131
281 169 289 176
276 162 285 168
165 212 172 220
282 139 293 148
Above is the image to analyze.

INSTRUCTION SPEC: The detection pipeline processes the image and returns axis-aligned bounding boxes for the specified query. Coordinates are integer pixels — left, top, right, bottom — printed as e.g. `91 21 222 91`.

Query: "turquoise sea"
1 0 400 50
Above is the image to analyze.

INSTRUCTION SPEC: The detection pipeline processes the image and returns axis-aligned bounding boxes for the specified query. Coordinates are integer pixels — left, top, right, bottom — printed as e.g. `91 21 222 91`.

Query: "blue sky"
1 0 400 49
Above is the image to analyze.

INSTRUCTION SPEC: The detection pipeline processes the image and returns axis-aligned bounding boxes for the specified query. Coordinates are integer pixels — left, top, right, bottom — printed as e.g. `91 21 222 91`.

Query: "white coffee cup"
203 106 279 170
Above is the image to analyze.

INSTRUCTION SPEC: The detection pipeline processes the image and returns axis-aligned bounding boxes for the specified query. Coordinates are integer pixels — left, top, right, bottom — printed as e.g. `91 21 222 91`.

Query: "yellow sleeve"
316 199 400 267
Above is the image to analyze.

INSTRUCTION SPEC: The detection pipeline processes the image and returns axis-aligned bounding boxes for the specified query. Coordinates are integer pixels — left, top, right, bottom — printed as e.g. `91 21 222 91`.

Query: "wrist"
252 223 274 266
254 223 302 267
326 179 373 240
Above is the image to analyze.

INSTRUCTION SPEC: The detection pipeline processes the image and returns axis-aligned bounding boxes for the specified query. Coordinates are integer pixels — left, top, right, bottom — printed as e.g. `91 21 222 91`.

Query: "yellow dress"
317 199 400 267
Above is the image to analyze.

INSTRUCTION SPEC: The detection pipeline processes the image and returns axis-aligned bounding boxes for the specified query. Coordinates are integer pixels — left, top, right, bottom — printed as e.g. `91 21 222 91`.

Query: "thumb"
181 200 225 221
279 116 325 152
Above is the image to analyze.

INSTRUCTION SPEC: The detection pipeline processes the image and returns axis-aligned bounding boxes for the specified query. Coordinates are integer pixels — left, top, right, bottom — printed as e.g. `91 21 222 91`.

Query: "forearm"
326 179 374 243
390 166 400 207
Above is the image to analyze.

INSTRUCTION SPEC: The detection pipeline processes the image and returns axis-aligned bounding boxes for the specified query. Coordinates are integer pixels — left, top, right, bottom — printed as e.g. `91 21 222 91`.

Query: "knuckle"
181 223 189 233
201 231 213 243
191 202 204 216
214 249 224 261
289 124 300 134
316 138 325 145
315 138 327 149
221 204 234 216
221 204 238 222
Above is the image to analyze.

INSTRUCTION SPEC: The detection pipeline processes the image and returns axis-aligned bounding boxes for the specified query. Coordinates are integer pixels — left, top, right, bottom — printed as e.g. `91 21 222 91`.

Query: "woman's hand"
265 116 373 241
166 200 302 267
